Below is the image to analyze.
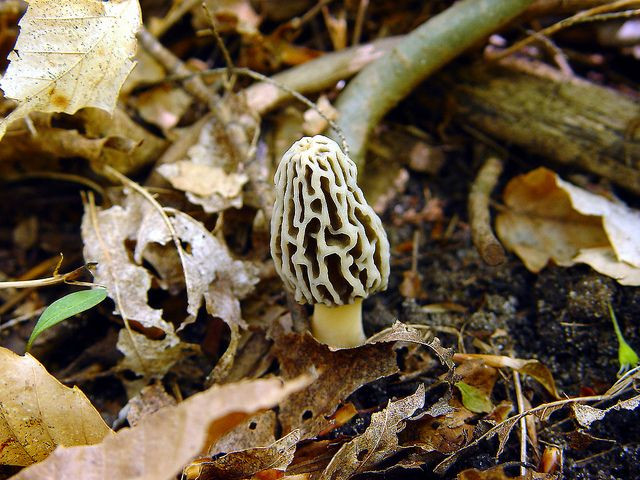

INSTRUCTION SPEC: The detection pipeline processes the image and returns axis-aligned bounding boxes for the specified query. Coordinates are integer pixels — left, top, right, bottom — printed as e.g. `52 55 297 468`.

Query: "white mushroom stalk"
270 135 390 348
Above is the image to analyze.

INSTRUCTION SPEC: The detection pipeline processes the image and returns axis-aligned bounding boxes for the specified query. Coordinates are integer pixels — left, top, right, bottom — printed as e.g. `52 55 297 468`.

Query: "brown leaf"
457 465 558 479
401 398 475 454
9 377 310 480
126 383 177 427
186 430 299 480
274 332 398 438
0 347 111 466
212 411 277 454
320 384 425 480
496 167 640 285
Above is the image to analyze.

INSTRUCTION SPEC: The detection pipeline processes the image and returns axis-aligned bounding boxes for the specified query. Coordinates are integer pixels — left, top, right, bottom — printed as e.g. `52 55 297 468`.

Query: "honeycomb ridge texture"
271 135 390 306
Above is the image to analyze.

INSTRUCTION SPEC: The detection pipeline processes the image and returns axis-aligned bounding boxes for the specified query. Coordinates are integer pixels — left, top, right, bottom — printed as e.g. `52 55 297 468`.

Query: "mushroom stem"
311 298 365 348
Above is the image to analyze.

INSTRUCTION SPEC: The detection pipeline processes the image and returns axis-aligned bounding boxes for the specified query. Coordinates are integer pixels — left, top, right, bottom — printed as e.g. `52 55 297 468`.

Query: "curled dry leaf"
185 430 300 480
496 168 640 285
572 394 640 428
157 119 249 214
0 347 111 466
0 0 141 140
320 384 425 480
9 376 310 480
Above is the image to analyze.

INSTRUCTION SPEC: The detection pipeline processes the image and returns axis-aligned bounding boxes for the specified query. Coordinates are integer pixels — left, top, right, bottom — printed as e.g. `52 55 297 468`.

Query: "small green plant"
608 302 639 376
27 288 108 351
455 381 493 413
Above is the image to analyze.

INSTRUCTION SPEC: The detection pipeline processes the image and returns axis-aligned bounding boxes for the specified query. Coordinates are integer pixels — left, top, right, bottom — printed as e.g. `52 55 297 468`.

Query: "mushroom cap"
270 135 390 306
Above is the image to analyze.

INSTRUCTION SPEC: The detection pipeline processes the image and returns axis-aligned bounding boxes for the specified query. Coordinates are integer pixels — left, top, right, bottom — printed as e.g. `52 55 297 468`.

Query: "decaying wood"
449 58 640 194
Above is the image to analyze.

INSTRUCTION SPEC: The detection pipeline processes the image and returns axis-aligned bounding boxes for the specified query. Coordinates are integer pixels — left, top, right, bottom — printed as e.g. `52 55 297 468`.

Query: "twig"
332 0 536 167
148 0 201 38
513 371 528 477
0 265 88 289
468 156 506 266
435 366 640 473
202 2 236 91
136 26 221 111
352 0 369 46
243 36 399 114
161 67 350 154
5 171 106 198
493 0 640 60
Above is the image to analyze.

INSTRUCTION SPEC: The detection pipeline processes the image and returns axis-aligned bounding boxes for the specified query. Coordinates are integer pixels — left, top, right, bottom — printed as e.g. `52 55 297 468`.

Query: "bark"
449 58 640 193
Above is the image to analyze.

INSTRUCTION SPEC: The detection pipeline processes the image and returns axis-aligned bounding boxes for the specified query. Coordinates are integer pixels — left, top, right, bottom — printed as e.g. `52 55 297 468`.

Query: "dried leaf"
401 399 475 455
135 85 192 131
496 168 640 285
117 329 199 379
0 347 111 466
136 209 259 340
274 332 398 438
0 0 141 140
82 194 173 334
126 383 177 427
187 430 300 480
10 376 310 480
572 394 640 428
158 161 248 198
367 322 455 370
457 465 557 479
320 384 425 480
157 118 249 214
212 411 277 454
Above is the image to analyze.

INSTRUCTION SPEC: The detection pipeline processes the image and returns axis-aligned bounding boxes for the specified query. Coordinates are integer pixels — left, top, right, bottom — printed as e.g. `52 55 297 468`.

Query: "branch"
332 0 535 167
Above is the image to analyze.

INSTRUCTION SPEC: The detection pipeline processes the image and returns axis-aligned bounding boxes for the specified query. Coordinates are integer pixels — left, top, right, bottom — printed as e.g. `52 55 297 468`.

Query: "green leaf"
455 381 493 413
608 302 639 376
27 288 107 351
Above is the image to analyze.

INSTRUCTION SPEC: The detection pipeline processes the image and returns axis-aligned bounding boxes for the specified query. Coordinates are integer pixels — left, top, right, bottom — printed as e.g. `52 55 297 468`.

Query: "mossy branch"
332 0 535 167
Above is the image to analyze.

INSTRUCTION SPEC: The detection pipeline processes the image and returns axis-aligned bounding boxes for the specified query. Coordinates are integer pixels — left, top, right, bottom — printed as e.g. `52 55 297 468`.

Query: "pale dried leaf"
158 162 248 198
187 430 300 479
0 347 110 466
496 168 640 285
117 329 199 379
10 376 310 480
573 394 640 428
0 0 141 140
573 247 640 286
157 119 248 213
81 194 173 334
135 209 259 326
321 384 425 480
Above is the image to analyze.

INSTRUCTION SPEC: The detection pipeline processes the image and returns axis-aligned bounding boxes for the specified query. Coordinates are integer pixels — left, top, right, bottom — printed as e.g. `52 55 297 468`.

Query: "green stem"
332 0 535 167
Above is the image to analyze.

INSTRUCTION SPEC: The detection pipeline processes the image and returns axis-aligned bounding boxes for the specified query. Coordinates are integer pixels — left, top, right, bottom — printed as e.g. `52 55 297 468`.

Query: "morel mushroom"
271 135 390 348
